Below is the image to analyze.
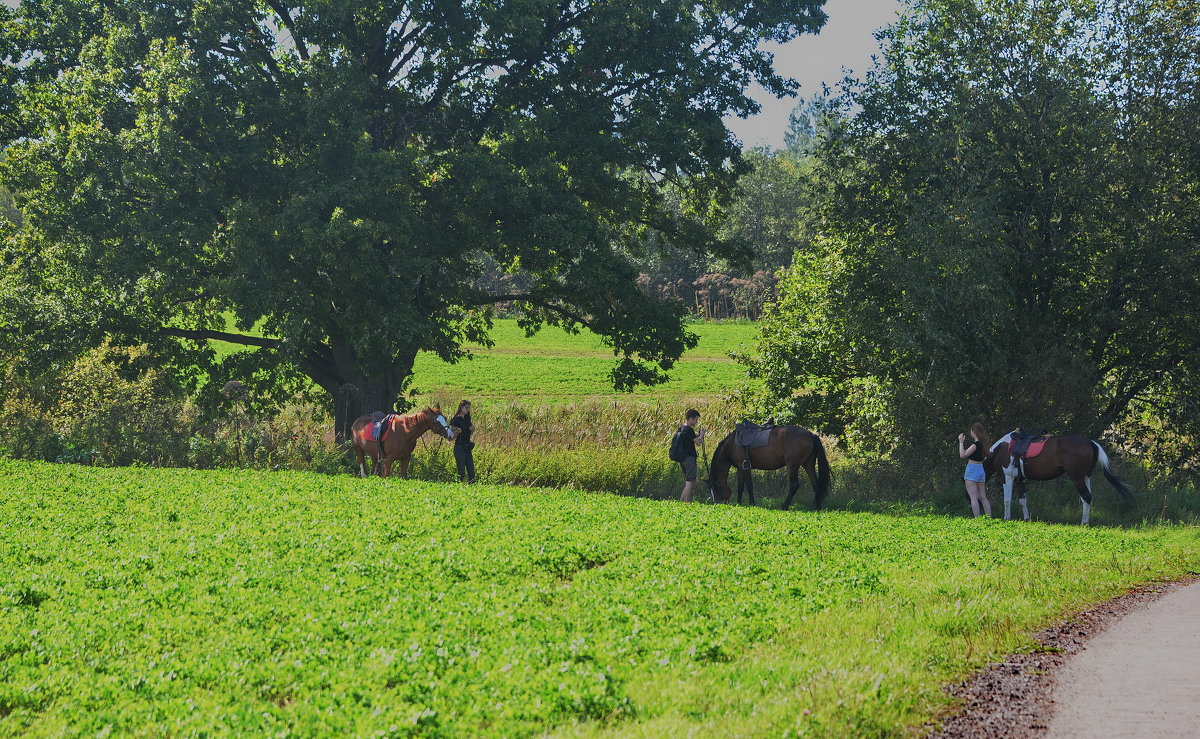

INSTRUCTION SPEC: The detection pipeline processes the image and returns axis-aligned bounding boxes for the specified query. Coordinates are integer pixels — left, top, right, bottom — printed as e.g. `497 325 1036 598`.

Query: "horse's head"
425 406 456 441
707 436 734 503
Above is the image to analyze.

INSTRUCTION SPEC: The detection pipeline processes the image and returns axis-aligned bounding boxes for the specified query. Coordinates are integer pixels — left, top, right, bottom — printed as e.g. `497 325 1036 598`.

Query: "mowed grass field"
212 319 757 402
3 459 1200 736
413 320 755 401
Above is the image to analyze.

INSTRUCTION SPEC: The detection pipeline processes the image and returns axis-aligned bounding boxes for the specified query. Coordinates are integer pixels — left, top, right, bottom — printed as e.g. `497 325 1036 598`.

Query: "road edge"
925 573 1200 738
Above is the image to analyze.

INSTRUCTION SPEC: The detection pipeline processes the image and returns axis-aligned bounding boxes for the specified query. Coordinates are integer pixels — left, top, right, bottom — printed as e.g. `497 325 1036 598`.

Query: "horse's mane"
391 407 439 433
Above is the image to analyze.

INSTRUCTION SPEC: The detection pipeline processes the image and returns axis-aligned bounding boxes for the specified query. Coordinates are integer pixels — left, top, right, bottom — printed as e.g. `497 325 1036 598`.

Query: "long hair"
970 422 992 456
454 400 470 418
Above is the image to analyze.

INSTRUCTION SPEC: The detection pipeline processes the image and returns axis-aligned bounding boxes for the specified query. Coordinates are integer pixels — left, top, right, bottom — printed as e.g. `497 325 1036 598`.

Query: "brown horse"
350 407 456 479
708 426 830 510
989 432 1134 524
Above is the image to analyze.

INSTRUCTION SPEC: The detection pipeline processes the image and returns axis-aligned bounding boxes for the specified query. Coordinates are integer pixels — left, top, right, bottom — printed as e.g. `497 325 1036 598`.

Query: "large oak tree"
0 1 827 436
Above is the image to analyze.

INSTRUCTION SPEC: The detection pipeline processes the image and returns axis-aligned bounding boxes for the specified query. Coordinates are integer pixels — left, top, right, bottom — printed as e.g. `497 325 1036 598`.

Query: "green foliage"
0 340 346 472
747 0 1200 469
2 459 1199 735
0 0 829 431
0 341 191 465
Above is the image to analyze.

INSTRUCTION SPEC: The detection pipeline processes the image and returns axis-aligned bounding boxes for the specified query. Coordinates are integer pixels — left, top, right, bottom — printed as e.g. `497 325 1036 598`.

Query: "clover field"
3 460 1199 737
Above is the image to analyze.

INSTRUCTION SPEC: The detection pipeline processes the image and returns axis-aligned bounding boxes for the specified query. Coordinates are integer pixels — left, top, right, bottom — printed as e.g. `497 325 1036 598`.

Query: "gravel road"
930 576 1200 738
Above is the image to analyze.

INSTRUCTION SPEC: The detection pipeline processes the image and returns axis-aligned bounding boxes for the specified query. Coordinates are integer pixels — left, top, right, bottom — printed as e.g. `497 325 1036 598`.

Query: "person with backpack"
670 409 706 502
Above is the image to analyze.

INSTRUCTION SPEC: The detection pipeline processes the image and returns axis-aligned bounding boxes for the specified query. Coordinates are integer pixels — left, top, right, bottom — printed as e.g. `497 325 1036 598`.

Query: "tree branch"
467 293 595 329
161 327 281 349
266 1 309 61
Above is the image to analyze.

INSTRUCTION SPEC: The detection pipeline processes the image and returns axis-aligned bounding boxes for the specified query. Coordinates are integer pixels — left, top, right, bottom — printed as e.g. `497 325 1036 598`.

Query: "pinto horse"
708 426 830 510
989 432 1134 524
350 407 455 479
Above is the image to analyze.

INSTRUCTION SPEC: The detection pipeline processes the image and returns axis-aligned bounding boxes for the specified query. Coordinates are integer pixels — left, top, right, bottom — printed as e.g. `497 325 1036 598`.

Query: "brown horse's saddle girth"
735 420 776 470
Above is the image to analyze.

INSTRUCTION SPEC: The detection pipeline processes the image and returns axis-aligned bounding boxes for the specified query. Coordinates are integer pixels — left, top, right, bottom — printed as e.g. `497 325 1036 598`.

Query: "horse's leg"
400 454 411 480
781 465 803 511
355 445 366 478
1017 478 1030 521
1073 472 1093 525
380 445 395 479
745 469 755 506
803 457 820 509
735 469 744 505
1002 466 1016 520
368 442 380 476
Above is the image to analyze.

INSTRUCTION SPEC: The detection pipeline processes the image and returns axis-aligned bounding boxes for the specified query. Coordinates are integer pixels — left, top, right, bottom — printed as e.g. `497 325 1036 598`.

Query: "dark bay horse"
989 432 1134 524
351 407 455 479
708 426 830 510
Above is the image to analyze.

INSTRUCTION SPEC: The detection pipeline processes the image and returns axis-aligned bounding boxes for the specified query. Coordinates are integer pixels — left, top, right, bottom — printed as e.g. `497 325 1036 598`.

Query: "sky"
726 0 904 150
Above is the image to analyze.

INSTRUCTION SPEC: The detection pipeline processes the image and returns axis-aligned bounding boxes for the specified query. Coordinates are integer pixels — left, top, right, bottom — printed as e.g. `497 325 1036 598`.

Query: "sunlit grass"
2 459 1197 736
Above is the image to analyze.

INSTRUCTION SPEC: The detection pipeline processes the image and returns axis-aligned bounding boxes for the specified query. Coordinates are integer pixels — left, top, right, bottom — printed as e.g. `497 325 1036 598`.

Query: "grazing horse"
989 432 1134 524
350 407 456 479
708 426 831 510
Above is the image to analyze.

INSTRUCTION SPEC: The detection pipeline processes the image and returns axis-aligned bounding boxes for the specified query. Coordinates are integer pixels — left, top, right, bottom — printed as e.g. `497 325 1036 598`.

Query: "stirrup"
741 460 752 471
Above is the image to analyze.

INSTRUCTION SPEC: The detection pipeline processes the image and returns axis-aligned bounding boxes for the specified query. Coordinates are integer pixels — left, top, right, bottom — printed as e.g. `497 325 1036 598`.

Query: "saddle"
1010 428 1049 460
735 419 776 449
368 413 396 443
735 420 776 470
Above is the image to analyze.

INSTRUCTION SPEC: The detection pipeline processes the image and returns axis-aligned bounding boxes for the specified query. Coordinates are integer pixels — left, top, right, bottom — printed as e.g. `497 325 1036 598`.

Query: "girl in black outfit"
451 400 476 483
957 421 992 517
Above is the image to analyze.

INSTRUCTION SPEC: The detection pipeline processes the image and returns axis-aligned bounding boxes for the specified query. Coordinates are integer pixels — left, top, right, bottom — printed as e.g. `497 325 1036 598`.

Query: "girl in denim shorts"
958 422 992 517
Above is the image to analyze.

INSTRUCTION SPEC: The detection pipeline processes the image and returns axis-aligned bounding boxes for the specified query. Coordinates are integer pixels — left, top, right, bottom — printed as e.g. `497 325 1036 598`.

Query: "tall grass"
402 396 747 496
394 398 1200 525
6 322 1196 526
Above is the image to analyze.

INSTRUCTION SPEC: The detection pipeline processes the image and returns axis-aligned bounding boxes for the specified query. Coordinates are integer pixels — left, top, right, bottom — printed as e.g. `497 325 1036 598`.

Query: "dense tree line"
748 0 1200 475
5 0 1195 482
0 0 827 439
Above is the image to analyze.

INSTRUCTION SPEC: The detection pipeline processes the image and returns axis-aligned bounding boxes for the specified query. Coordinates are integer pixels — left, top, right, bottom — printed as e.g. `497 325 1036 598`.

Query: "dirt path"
931 576 1200 738
1046 580 1200 738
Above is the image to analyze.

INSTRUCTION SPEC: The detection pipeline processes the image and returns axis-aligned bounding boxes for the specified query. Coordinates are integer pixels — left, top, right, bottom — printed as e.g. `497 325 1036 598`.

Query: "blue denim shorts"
964 462 986 482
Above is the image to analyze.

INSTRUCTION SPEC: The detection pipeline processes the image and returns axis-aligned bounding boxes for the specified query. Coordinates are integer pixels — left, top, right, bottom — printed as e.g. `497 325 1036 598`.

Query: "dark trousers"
454 445 475 483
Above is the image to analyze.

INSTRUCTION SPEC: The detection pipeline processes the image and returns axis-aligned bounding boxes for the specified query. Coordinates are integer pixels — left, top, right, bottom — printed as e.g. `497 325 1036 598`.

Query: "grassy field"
203 318 1200 525
2 459 1198 736
408 320 757 402
213 319 758 402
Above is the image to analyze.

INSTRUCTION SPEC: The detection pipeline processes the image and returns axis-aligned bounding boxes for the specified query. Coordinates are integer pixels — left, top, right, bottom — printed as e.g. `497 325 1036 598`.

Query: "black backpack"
668 426 687 462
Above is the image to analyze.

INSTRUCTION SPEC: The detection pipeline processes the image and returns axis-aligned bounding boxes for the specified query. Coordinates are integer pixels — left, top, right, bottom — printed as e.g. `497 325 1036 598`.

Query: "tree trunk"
304 337 418 443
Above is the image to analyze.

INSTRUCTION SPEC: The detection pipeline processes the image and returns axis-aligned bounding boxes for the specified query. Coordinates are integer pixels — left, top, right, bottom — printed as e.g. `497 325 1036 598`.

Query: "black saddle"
735 419 776 450
1010 427 1048 459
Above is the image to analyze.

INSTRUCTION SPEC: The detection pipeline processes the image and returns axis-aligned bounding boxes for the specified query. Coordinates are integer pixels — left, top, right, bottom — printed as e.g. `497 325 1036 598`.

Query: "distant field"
212 319 759 402
3 460 1199 736
411 320 755 401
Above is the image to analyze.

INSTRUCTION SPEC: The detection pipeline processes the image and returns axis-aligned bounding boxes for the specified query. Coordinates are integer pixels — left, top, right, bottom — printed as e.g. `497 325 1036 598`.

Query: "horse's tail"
811 432 831 509
1092 440 1135 505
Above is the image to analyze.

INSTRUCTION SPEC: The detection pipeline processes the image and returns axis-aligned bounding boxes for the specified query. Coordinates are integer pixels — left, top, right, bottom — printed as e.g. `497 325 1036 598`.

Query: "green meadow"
205 318 1200 526
3 459 1198 737
213 318 758 402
